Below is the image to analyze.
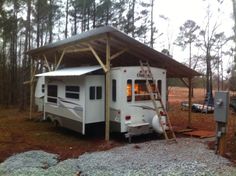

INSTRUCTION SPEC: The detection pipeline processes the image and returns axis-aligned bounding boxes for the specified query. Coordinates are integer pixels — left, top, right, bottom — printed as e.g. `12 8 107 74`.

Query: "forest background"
0 0 235 110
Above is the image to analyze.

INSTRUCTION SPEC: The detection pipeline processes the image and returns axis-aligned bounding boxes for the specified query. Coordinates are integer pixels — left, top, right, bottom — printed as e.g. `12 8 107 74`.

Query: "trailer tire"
52 120 60 128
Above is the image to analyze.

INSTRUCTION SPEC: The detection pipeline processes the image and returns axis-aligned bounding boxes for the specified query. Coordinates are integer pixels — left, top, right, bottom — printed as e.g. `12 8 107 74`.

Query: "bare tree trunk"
131 0 135 37
105 0 110 25
48 0 53 43
87 7 90 30
36 1 40 48
92 0 96 28
189 41 194 97
150 0 154 48
233 0 236 54
73 13 77 35
221 57 224 90
81 0 86 32
40 24 44 46
0 40 7 105
9 0 18 105
205 47 214 105
20 0 31 110
65 0 69 38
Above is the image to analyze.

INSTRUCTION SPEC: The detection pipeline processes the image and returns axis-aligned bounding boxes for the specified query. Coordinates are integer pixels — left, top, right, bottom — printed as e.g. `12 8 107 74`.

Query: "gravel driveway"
0 138 235 176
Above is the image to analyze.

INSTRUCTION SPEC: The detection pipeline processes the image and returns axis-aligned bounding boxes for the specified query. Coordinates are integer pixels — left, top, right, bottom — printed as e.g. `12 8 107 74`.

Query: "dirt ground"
169 87 236 162
0 109 120 162
168 87 216 131
0 87 235 163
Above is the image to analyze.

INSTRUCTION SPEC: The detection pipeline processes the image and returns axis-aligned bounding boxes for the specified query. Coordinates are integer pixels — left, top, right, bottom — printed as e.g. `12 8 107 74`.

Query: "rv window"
134 80 157 101
89 86 102 100
47 85 57 103
66 86 79 92
157 80 162 96
112 79 116 102
90 87 95 100
127 80 132 102
65 86 80 99
42 84 45 93
96 86 102 99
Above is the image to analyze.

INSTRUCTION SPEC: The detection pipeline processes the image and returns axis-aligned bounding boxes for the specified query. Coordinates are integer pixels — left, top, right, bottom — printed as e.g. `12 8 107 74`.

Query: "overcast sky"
152 0 234 73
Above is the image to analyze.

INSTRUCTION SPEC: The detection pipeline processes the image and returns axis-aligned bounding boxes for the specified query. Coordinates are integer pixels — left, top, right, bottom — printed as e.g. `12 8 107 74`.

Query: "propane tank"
152 114 167 133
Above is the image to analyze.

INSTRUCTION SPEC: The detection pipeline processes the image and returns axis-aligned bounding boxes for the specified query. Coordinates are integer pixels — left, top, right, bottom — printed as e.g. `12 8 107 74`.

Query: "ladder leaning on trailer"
139 60 177 143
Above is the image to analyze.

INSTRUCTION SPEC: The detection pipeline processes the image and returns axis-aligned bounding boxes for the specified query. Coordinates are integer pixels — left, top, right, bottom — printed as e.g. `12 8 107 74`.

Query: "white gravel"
0 138 235 176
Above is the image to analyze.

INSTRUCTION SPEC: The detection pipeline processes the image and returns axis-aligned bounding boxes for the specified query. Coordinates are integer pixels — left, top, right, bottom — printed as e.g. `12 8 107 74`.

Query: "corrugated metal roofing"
27 26 201 78
35 66 101 77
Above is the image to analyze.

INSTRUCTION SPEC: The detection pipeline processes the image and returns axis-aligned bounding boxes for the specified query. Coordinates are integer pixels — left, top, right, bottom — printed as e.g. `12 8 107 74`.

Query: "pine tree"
34 0 49 47
8 0 19 105
20 0 32 110
175 20 200 68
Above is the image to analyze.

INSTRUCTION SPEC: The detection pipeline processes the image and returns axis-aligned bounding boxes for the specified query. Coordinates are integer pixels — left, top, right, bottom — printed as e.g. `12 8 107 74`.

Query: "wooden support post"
29 61 34 120
219 134 226 155
217 122 227 156
105 35 111 141
188 77 192 128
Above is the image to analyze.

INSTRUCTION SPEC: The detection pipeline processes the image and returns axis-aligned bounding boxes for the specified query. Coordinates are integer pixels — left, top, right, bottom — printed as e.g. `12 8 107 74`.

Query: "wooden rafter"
180 78 189 88
23 79 37 85
54 54 57 67
55 49 65 70
89 40 107 52
43 54 51 71
65 48 90 53
87 43 107 72
110 48 128 60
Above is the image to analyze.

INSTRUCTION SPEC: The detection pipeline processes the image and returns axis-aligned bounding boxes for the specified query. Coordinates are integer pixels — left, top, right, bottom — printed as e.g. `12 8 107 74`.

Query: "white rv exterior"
35 76 45 111
109 66 166 133
35 66 167 135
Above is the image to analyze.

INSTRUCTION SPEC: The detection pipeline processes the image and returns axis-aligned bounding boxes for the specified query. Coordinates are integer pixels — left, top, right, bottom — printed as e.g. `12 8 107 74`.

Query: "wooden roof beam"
65 48 90 53
180 78 189 88
110 48 128 60
55 49 65 70
87 43 107 72
43 54 51 71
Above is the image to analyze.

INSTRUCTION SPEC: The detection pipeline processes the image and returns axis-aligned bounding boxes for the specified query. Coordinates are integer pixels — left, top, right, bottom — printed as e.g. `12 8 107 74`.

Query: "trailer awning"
35 66 102 77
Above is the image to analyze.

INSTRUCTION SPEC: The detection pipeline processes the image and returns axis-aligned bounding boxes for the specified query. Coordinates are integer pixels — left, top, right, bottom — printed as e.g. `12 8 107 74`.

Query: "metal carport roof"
27 26 200 78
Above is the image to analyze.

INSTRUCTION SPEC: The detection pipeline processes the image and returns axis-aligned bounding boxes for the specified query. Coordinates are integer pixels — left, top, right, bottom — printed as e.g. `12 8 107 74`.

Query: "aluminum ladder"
139 60 177 142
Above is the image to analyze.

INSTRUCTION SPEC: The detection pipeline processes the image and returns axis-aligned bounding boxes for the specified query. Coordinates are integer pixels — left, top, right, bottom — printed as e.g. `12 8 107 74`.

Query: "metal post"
217 122 227 155
188 78 192 128
105 35 111 141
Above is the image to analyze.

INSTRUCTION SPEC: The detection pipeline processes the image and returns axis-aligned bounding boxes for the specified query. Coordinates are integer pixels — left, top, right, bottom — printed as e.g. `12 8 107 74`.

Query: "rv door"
85 75 105 124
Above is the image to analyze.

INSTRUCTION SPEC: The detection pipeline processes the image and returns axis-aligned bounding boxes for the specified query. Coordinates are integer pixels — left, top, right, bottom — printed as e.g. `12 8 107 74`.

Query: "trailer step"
126 122 150 143
128 122 149 128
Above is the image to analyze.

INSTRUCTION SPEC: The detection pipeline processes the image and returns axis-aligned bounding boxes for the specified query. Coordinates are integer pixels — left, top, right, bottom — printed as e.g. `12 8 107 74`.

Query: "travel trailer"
35 76 45 112
35 65 168 136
